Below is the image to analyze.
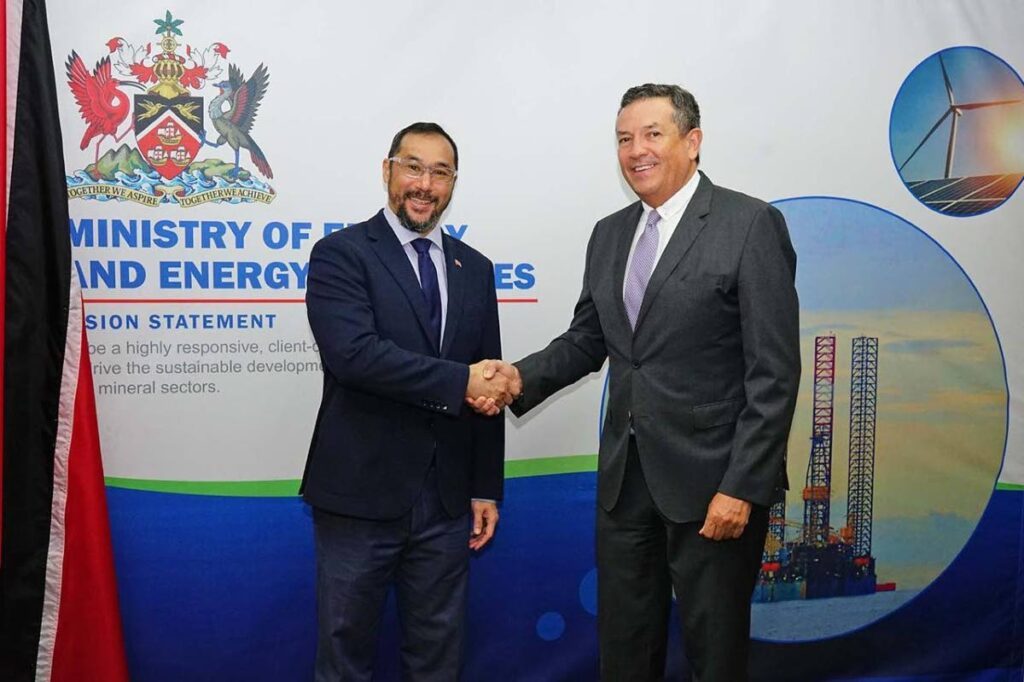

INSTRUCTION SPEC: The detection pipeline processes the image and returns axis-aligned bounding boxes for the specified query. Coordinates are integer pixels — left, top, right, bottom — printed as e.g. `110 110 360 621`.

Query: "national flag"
0 0 129 679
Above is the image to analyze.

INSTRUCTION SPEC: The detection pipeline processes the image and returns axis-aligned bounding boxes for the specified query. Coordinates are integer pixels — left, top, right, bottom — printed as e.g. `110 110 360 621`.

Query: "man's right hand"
465 360 521 416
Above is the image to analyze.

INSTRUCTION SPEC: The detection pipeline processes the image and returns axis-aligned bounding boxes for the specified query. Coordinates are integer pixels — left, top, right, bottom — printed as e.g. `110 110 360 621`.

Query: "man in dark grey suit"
474 84 800 680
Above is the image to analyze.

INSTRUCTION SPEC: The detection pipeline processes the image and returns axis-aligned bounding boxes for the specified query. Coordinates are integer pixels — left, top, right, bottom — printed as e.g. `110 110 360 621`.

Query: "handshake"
465 360 522 416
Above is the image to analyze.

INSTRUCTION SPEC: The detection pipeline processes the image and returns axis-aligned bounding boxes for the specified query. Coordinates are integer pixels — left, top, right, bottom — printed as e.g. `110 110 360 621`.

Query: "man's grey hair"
619 83 701 135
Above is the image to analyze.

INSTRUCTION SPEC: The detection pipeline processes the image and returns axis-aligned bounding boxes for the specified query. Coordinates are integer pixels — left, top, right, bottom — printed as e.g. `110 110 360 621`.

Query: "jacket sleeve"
511 224 608 416
718 204 801 505
305 235 469 416
471 261 505 500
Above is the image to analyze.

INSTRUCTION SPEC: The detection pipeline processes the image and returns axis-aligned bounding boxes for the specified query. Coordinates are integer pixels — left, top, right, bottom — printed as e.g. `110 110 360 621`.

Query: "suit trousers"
597 438 768 682
313 465 470 682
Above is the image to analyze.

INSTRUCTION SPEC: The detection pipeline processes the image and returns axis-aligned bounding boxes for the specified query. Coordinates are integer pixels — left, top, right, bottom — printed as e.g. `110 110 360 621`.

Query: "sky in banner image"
748 197 1006 641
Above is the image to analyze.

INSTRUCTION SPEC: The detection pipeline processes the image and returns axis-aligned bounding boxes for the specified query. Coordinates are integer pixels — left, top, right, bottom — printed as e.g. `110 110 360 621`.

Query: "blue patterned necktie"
623 210 661 330
412 238 441 350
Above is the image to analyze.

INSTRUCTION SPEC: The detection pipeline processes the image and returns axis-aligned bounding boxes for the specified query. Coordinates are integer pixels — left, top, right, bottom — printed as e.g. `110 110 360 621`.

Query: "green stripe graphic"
106 469 1024 497
104 477 301 497
105 454 599 497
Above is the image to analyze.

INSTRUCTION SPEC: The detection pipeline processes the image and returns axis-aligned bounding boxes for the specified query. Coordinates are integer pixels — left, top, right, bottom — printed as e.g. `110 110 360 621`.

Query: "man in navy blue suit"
302 122 512 681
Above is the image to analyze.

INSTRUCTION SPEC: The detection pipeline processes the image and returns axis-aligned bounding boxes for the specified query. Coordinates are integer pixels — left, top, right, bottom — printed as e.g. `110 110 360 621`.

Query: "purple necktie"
412 238 441 350
624 210 661 330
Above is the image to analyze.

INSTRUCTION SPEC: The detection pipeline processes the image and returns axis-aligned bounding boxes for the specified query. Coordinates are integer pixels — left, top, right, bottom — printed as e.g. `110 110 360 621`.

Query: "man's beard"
395 189 448 235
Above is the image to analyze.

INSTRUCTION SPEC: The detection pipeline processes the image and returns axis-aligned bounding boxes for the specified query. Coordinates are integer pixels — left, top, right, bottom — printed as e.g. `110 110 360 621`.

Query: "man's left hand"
470 500 499 550
698 492 751 541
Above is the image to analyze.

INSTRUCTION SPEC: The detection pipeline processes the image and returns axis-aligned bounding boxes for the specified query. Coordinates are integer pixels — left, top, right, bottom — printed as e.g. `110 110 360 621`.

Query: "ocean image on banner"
749 197 1007 641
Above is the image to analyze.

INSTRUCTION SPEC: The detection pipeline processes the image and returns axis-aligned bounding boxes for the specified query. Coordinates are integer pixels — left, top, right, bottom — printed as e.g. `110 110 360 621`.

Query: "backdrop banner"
47 2 1023 680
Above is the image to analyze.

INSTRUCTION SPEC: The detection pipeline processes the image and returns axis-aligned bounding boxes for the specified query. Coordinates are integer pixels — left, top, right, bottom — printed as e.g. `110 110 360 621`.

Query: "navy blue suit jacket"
301 210 504 520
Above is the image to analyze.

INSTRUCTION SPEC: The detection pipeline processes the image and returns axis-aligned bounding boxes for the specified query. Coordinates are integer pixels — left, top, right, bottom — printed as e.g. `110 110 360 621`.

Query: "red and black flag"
1 0 128 679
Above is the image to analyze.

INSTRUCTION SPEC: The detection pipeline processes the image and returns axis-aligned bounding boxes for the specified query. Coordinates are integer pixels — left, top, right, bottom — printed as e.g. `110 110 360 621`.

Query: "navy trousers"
313 466 470 681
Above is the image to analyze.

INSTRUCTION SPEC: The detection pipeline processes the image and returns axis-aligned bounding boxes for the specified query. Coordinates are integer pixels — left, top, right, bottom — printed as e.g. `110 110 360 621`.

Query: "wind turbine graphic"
899 52 1024 179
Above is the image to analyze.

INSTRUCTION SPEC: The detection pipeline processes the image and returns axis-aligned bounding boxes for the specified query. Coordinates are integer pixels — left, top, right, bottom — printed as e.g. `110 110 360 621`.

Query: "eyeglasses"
388 157 457 185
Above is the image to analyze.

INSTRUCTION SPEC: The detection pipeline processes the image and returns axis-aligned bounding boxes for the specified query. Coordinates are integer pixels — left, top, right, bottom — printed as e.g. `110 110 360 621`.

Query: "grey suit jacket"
512 172 800 523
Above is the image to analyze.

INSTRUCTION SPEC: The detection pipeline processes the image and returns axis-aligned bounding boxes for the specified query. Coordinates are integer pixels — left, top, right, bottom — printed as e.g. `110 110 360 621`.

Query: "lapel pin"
454 258 462 268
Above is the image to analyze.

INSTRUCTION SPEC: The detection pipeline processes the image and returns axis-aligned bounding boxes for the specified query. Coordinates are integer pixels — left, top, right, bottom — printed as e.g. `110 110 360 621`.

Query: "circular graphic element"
596 197 1008 642
749 197 1007 641
535 611 566 641
578 567 598 616
890 46 1024 217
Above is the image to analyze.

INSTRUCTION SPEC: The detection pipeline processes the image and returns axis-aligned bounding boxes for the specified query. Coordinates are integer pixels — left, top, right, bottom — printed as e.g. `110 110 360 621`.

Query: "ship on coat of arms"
64 11 275 207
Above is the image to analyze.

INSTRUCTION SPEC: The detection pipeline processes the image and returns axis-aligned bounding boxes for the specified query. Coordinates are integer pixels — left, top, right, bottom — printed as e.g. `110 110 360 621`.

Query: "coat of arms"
64 11 275 207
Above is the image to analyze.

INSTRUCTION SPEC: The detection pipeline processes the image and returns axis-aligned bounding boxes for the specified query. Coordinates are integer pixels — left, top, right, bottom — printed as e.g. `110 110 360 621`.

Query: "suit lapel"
366 211 438 352
634 173 713 332
440 235 464 358
612 202 644 330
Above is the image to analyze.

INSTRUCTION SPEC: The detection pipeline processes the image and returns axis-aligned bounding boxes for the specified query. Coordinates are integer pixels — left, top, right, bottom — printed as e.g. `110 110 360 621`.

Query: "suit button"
632 361 641 369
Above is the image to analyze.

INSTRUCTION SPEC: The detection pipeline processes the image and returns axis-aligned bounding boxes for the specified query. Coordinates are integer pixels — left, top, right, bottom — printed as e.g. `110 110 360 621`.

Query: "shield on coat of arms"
134 94 204 180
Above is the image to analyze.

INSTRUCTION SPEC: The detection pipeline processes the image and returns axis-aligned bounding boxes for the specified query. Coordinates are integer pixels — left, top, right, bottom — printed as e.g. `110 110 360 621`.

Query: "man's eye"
618 137 630 145
433 168 454 180
406 162 424 174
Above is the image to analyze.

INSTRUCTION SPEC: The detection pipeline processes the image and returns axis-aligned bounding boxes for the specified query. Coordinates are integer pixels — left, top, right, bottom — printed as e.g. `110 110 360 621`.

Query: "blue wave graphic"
66 164 274 205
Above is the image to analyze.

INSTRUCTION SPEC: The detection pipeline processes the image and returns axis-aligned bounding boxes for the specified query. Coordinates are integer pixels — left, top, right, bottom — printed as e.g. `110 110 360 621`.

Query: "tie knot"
645 210 661 230
412 238 433 255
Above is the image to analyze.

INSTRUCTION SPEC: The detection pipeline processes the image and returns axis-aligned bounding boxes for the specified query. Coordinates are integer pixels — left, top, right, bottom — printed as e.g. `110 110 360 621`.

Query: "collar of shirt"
639 168 700 244
384 205 445 253
625 170 701 285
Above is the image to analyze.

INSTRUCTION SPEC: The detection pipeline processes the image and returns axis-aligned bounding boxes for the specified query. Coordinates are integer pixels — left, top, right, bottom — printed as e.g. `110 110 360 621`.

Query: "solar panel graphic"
907 173 1024 215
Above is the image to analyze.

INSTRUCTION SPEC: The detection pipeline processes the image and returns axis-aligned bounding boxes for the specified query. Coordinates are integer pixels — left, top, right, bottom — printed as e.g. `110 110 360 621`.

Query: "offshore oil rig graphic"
754 335 896 602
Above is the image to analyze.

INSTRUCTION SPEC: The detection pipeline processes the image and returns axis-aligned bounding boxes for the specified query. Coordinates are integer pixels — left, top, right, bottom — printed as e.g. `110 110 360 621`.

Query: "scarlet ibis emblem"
65 51 145 167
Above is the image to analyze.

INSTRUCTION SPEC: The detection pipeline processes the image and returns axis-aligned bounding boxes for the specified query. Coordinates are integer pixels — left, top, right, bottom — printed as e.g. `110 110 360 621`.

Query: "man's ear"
687 128 703 161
